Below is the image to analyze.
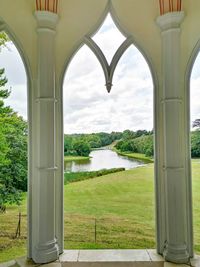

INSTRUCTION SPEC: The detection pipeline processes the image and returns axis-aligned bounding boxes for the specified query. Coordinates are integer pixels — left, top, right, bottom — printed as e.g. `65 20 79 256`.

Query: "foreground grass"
1 161 200 262
0 196 27 263
64 164 155 249
192 159 200 252
0 242 26 263
64 165 154 222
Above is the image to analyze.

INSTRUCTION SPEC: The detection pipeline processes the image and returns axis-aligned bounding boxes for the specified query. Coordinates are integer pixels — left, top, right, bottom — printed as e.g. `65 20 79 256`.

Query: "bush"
115 134 154 157
191 130 200 158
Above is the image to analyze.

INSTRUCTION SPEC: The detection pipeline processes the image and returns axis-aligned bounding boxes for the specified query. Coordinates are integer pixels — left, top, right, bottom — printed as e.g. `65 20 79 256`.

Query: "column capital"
34 11 59 31
156 11 185 32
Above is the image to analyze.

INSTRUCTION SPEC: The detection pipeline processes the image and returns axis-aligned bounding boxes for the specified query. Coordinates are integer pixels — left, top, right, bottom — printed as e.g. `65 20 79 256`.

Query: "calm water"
64 149 144 172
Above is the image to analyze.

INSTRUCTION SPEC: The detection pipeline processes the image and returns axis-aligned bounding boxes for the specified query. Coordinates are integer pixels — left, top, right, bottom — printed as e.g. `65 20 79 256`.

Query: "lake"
64 149 144 172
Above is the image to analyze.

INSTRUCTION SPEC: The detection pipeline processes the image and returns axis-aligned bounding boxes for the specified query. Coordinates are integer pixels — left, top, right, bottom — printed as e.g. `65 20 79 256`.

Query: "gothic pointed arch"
0 17 33 258
60 1 160 258
60 3 158 96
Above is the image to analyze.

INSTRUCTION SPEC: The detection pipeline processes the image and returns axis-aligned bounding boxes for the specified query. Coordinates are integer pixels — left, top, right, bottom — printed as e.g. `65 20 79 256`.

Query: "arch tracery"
84 35 133 93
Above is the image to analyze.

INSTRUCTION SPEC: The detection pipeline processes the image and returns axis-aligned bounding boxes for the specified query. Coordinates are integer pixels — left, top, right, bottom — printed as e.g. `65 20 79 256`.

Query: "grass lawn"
192 159 200 252
64 164 155 249
0 196 27 263
0 161 200 262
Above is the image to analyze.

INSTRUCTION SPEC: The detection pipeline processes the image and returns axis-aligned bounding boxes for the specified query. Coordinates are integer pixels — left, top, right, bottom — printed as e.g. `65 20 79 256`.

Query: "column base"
163 243 190 264
32 239 59 263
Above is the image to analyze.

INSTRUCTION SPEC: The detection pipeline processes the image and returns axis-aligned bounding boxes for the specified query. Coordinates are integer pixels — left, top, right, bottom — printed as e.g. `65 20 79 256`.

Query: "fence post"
19 212 21 237
15 211 21 238
94 218 97 243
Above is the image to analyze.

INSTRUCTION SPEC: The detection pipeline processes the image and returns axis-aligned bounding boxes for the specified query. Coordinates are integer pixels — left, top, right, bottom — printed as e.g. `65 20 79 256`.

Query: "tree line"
64 130 155 158
0 33 27 211
64 132 122 157
191 120 200 158
114 130 154 157
115 125 200 158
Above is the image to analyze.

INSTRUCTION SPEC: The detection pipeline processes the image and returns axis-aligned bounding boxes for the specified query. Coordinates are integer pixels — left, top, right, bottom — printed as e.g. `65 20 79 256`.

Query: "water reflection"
64 149 144 172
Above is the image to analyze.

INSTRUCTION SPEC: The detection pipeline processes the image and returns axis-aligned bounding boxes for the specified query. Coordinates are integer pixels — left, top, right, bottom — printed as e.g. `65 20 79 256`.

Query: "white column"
31 11 59 263
156 12 193 264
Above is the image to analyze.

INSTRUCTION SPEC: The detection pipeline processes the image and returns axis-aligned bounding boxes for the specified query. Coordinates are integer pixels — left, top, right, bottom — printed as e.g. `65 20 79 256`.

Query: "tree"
0 32 9 50
193 119 200 129
191 131 200 158
0 76 28 210
73 140 91 157
0 122 9 164
0 68 9 165
87 134 101 148
64 135 74 155
0 114 28 192
0 34 10 167
135 129 149 138
0 33 28 210
114 132 154 157
122 129 135 140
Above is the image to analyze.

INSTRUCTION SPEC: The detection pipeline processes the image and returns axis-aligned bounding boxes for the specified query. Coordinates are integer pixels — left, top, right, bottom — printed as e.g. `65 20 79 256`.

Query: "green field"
192 159 200 252
0 161 200 262
64 164 155 249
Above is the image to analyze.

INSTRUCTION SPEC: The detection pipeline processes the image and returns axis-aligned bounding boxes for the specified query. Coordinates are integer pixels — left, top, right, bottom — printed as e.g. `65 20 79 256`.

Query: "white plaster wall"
55 0 161 79
0 0 37 77
181 0 200 73
0 0 200 82
0 0 200 83
56 0 108 77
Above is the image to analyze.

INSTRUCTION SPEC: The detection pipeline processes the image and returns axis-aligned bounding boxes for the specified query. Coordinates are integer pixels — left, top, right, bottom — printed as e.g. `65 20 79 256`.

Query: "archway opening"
62 13 155 250
190 51 200 255
0 32 28 262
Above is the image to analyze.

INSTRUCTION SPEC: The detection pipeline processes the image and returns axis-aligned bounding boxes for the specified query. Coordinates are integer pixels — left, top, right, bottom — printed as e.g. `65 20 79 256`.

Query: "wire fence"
0 212 155 250
64 214 155 248
0 212 27 250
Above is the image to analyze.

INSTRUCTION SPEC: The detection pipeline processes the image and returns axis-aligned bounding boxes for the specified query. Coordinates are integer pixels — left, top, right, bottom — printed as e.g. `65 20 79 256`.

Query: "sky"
0 42 27 119
0 14 200 134
64 14 153 134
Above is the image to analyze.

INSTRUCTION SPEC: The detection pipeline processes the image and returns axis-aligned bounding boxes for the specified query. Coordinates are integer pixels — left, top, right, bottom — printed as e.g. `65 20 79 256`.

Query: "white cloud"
64 41 154 134
0 42 26 85
63 15 154 134
4 84 27 120
0 42 27 119
190 53 200 126
92 14 126 64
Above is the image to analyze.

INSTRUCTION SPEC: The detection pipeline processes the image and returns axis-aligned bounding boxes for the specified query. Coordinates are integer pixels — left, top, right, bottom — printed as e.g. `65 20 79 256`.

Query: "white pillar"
31 11 59 263
156 12 193 264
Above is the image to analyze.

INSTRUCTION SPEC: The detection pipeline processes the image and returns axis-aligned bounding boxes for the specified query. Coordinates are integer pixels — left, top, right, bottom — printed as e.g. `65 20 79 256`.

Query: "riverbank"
114 149 154 163
64 168 125 184
64 155 90 162
65 149 142 172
